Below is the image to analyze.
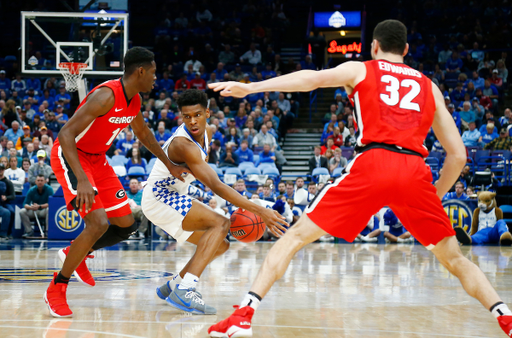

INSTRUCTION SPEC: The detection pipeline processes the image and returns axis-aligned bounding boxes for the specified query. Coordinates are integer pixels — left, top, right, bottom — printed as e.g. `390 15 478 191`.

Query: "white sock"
363 236 378 242
240 292 261 311
397 238 405 243
178 272 199 290
491 302 512 318
169 273 182 291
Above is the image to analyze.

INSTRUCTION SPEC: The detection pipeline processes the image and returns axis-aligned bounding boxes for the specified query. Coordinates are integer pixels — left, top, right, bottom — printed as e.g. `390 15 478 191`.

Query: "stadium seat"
148 158 157 167
113 165 127 177
244 167 261 176
311 167 330 183
208 163 218 170
127 166 146 179
474 150 490 164
106 156 112 165
224 167 243 178
332 167 344 178
257 163 277 171
253 155 259 164
492 150 511 160
213 167 224 178
238 161 255 173
111 155 128 166
425 157 440 171
262 167 280 183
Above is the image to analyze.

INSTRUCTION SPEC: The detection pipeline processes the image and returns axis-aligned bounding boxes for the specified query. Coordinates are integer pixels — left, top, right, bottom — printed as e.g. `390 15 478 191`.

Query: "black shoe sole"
454 227 472 245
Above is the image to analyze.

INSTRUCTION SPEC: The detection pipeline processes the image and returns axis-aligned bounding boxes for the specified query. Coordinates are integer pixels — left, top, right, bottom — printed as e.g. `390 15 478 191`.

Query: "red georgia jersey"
73 79 141 154
348 60 436 157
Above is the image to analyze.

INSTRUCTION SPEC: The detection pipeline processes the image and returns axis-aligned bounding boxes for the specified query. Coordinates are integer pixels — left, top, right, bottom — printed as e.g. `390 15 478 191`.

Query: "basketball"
230 209 266 243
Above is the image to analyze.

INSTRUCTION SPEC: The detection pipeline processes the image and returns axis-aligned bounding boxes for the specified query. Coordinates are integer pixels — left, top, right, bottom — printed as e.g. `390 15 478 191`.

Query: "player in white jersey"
142 89 287 315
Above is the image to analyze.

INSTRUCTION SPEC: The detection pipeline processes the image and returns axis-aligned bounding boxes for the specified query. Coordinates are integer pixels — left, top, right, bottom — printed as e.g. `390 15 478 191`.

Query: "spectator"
190 72 206 91
475 88 492 110
213 62 228 80
459 101 476 129
20 142 36 160
252 124 277 150
490 69 503 89
233 179 252 199
40 134 52 157
157 109 174 131
344 127 357 147
240 128 253 147
126 148 146 172
328 126 344 147
277 93 291 113
461 122 481 147
443 181 469 201
115 130 134 155
175 74 191 92
438 44 452 66
496 59 508 84
240 43 262 66
46 111 61 133
261 63 277 79
28 150 52 185
459 165 473 188
234 109 247 129
484 128 512 151
300 55 316 70
329 147 348 173
11 74 27 95
0 71 11 95
450 82 466 106
229 64 244 81
219 144 239 168
470 42 484 63
5 156 25 194
19 174 53 237
479 116 498 135
323 113 338 132
481 80 499 108
479 124 499 146
155 92 168 111
259 183 276 202
235 140 254 163
320 138 337 155
0 163 14 240
308 145 329 175
446 52 462 73
208 198 227 216
207 72 219 86
160 71 175 93
15 126 31 151
21 158 30 181
255 143 275 166
5 121 24 144
154 123 171 146
125 178 148 240
225 126 240 147
208 139 222 165
54 84 71 110
284 181 295 199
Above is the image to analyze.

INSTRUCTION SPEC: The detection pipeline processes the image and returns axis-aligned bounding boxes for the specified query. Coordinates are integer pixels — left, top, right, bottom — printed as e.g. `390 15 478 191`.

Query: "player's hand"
208 82 251 98
76 179 95 214
165 162 192 183
258 207 288 238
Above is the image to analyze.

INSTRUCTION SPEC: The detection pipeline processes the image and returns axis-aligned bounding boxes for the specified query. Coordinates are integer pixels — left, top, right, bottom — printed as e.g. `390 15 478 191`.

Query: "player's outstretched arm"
431 82 467 199
58 87 114 213
208 61 365 98
175 139 288 237
130 111 189 182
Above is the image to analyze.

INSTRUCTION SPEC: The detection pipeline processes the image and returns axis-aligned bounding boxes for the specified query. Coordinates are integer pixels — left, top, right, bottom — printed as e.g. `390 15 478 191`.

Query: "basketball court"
0 240 509 337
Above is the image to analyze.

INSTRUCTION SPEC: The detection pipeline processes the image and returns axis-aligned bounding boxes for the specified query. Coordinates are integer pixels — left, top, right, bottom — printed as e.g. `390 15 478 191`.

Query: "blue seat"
332 167 344 178
111 155 128 166
127 166 146 179
148 158 157 167
262 167 280 183
112 165 127 177
474 150 490 164
238 161 255 173
244 167 261 176
224 167 243 178
213 167 224 177
253 155 259 164
425 157 440 171
208 163 218 170
311 167 330 183
257 163 276 171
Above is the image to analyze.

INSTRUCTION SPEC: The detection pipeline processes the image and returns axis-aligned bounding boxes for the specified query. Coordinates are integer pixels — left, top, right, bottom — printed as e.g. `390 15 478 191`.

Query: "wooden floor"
0 240 510 338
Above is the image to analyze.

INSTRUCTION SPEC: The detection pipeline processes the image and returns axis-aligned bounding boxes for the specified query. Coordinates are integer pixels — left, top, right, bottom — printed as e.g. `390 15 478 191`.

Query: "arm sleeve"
23 190 32 206
5 179 15 201
28 166 36 184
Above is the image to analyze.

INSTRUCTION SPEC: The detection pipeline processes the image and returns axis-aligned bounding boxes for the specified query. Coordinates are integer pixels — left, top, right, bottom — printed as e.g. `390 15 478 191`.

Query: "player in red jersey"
207 20 512 337
45 47 188 318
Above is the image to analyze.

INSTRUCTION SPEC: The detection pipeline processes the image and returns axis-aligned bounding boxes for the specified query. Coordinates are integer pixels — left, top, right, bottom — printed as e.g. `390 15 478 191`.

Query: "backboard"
21 11 129 78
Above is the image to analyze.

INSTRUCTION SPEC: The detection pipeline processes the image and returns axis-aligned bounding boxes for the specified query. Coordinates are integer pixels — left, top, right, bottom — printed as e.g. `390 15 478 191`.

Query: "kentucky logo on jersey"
55 206 83 232
443 200 473 233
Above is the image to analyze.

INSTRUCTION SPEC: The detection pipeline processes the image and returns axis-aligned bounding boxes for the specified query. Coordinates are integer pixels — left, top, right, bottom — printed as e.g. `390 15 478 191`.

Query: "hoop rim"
58 62 89 75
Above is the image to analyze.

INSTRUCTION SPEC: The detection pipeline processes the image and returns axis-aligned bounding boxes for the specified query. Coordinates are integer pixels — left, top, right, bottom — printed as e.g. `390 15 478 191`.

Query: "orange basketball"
230 209 266 243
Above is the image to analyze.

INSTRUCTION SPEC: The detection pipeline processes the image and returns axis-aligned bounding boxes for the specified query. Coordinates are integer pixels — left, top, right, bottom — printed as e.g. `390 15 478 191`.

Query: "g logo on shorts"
116 189 126 199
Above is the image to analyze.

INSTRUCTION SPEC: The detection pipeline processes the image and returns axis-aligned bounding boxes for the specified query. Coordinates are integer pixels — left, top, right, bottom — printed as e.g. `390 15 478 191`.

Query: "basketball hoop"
58 62 88 92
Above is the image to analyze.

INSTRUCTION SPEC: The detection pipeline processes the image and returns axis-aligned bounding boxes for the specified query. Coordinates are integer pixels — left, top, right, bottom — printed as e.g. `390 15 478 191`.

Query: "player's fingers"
211 84 226 92
76 195 83 213
268 226 281 238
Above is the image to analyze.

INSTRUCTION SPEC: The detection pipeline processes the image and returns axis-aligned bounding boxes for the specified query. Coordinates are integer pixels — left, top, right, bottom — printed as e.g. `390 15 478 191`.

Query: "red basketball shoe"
499 316 512 337
58 246 95 287
44 273 73 318
208 305 254 337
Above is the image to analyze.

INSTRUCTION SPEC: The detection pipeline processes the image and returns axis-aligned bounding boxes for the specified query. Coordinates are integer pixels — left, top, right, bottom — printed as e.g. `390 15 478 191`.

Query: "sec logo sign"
442 200 473 233
55 206 83 232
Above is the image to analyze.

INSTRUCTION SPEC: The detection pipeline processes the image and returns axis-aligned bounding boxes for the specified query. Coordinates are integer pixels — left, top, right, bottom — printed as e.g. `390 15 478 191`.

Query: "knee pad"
91 222 138 251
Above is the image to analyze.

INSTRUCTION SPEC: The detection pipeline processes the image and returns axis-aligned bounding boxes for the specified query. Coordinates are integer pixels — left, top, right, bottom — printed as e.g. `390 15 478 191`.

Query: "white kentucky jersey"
146 124 209 196
478 208 497 231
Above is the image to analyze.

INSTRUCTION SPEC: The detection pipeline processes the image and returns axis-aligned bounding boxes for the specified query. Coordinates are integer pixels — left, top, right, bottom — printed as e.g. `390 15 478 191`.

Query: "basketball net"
58 62 88 92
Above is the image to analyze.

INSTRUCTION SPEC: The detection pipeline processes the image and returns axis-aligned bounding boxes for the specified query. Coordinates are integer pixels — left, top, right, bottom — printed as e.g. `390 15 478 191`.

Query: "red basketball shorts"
305 148 455 249
51 139 131 219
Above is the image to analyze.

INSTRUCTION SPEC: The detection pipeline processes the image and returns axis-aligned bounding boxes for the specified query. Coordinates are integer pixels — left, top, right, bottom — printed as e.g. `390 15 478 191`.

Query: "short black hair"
373 20 407 55
177 89 208 110
124 47 154 75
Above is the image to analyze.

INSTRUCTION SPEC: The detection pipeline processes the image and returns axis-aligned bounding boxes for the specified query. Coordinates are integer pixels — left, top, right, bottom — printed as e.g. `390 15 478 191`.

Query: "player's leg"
383 231 398 242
